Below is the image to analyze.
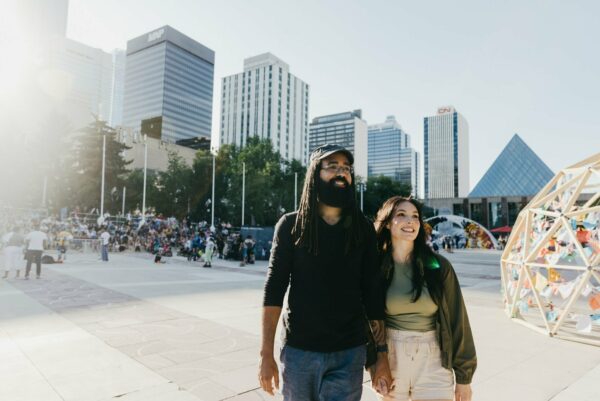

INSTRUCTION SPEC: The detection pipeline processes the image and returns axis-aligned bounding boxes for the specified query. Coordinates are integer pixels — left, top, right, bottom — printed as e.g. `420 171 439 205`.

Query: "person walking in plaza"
24 223 48 279
100 228 110 262
244 235 256 264
2 226 24 279
203 236 215 268
259 144 392 400
374 196 477 401
239 234 247 266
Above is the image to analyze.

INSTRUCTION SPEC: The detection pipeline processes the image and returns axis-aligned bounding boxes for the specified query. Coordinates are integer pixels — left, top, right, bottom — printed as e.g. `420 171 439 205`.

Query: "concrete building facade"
424 106 469 199
219 53 309 164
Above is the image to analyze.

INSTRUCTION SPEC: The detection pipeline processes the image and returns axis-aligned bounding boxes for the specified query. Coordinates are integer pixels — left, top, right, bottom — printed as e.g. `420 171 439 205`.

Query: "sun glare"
0 2 32 96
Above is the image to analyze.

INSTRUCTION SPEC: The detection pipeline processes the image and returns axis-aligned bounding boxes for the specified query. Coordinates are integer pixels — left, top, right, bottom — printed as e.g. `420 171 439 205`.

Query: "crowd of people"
0 209 269 277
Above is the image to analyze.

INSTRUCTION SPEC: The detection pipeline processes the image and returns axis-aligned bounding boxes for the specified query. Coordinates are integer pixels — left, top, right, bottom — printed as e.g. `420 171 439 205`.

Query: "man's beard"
317 176 354 208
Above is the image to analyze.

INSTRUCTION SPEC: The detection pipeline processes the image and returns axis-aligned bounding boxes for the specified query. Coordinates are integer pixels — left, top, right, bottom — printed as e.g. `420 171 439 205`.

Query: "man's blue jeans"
101 245 109 261
280 344 366 401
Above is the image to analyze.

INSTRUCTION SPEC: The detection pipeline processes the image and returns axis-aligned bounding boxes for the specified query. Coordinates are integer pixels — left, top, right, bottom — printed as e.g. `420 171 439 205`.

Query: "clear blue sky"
67 0 600 190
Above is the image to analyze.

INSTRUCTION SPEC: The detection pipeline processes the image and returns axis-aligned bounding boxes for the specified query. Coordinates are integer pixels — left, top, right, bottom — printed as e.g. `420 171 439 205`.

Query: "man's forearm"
261 306 282 356
369 320 386 346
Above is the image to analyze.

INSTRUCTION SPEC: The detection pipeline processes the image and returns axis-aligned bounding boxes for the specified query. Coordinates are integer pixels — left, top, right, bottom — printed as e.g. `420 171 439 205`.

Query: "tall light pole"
294 172 298 210
210 152 216 231
121 186 126 216
358 182 366 211
142 134 148 222
100 134 107 217
42 176 48 208
241 162 246 227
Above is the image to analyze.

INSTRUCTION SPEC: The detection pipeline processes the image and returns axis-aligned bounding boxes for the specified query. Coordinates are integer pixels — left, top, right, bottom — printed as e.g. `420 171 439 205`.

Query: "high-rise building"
108 49 126 127
309 110 368 179
424 106 469 199
368 115 420 197
9 1 126 134
123 26 215 144
49 38 116 128
220 53 309 164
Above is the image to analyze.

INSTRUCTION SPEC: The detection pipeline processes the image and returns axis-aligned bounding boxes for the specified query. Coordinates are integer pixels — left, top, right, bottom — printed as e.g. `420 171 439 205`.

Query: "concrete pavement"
0 250 599 401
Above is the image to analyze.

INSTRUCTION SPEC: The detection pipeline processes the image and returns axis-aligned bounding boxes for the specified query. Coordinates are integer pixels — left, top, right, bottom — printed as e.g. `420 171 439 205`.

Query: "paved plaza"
1 250 599 401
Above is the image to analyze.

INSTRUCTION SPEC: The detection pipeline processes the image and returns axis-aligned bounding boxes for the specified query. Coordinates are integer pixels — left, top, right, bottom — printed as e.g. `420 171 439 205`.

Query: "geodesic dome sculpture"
501 153 600 345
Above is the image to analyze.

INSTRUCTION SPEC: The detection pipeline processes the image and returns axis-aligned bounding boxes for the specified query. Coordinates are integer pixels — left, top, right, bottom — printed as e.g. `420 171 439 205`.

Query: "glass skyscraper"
49 38 116 129
368 116 420 197
424 106 470 199
469 134 553 197
123 26 214 144
309 110 368 178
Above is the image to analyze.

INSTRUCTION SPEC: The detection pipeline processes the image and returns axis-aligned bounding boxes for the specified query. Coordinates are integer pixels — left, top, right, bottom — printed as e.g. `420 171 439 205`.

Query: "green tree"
123 168 158 215
280 159 306 214
362 175 412 218
233 138 290 226
61 119 131 214
152 151 194 219
188 149 217 222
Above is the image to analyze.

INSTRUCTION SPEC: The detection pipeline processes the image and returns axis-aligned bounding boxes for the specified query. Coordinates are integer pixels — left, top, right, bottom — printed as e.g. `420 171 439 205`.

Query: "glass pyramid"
469 134 554 197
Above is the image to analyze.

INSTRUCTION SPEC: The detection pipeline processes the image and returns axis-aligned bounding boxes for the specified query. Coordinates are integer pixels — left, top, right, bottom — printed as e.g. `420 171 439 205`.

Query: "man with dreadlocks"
259 144 392 400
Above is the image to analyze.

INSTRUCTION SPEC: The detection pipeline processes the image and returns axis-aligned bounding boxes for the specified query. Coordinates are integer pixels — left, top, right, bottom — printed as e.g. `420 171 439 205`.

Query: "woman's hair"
374 196 442 302
291 157 366 255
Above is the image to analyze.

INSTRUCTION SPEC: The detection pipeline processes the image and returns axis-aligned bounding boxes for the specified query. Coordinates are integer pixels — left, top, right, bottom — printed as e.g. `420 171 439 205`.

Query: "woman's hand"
455 383 472 401
370 354 394 396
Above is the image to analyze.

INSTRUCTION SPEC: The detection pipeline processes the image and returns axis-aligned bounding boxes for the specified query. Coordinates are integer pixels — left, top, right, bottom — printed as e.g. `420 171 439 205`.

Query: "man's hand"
370 353 394 396
258 353 280 396
455 383 472 401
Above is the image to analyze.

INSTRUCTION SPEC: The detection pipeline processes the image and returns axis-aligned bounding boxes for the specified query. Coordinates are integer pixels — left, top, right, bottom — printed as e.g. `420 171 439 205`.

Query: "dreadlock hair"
291 156 367 255
374 196 443 303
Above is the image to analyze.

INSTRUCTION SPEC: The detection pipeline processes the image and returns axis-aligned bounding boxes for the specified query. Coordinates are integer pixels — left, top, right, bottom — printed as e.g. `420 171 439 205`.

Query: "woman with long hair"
374 196 476 401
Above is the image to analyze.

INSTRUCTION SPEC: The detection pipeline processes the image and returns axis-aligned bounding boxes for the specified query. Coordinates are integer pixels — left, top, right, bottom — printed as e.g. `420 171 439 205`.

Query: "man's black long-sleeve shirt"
263 212 384 352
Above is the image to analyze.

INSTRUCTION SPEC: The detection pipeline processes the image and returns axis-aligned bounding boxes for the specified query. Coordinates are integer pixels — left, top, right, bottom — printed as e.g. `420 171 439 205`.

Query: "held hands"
370 353 394 396
455 383 472 401
258 353 279 396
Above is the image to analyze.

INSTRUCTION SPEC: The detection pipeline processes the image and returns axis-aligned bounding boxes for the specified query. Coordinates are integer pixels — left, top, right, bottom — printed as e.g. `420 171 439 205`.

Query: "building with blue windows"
469 134 554 197
123 26 214 144
309 110 368 178
424 106 469 199
368 116 420 198
425 134 557 229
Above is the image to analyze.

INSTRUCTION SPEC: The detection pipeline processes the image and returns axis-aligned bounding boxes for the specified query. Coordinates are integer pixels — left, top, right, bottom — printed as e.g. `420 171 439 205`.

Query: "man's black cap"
309 144 354 164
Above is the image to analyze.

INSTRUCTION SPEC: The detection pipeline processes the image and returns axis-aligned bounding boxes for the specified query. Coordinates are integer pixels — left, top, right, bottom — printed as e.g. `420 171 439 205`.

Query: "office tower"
424 106 469 199
50 38 116 128
220 53 309 163
108 49 125 127
309 110 368 179
368 115 420 197
123 26 215 144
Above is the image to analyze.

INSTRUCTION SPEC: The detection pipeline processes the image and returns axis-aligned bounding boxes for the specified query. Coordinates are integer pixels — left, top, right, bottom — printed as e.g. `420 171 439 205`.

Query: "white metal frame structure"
501 153 600 345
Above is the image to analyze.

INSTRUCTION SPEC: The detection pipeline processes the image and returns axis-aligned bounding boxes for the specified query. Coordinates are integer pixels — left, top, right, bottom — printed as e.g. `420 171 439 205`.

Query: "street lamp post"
241 162 246 227
358 182 366 211
211 152 215 231
142 134 148 223
100 134 106 217
122 186 126 216
41 175 48 208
